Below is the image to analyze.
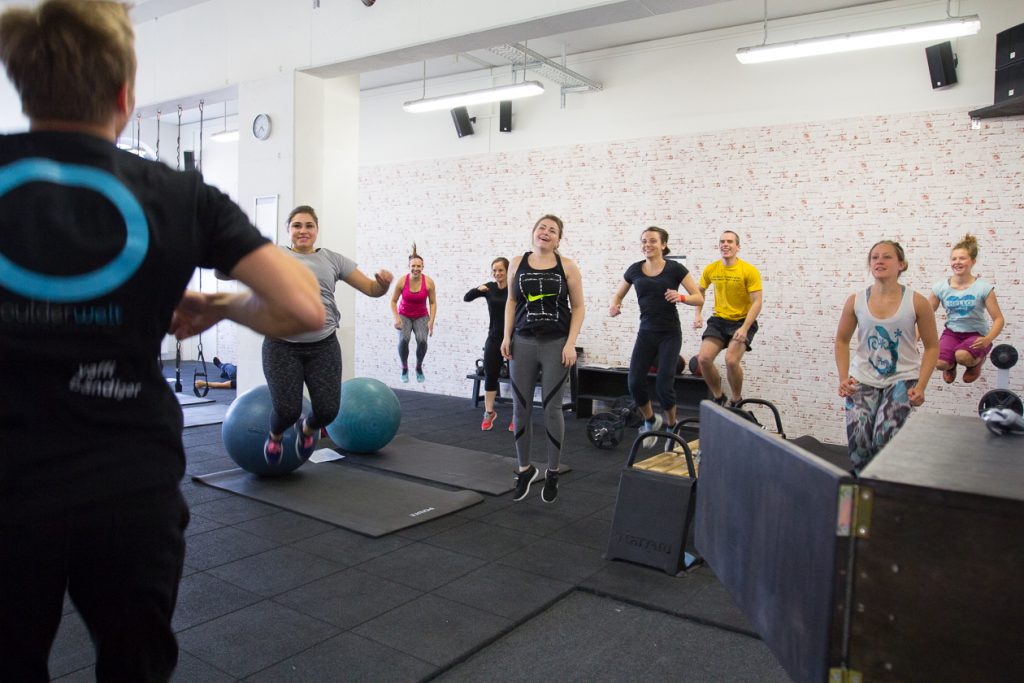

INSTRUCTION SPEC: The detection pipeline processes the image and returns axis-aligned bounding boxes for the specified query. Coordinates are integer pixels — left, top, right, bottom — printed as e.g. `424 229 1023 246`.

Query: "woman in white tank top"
834 240 938 473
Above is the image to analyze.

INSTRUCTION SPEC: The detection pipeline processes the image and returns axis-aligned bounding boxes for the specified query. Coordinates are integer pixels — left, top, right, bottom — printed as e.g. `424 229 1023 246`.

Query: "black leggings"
262 335 342 435
0 488 188 683
482 335 503 392
628 328 682 410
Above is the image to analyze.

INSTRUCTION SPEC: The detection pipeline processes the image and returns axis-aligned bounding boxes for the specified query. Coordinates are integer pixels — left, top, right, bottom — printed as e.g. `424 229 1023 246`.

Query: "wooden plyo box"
696 406 1024 683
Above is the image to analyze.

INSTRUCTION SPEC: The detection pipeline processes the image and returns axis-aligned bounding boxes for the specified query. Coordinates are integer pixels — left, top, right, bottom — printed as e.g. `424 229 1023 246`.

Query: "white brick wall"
354 109 1023 444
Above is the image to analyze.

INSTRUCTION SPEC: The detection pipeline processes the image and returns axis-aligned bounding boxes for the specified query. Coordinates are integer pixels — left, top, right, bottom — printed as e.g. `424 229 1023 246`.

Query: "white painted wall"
0 74 27 132
234 72 298 392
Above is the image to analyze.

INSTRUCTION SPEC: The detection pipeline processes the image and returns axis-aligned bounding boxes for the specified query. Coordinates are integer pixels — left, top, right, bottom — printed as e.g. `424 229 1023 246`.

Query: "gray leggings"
397 315 429 369
510 334 569 472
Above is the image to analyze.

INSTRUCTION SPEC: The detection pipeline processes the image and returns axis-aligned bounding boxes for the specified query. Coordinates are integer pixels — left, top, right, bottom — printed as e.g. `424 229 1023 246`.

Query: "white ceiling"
122 0 897 92
0 0 925 112
350 0 890 91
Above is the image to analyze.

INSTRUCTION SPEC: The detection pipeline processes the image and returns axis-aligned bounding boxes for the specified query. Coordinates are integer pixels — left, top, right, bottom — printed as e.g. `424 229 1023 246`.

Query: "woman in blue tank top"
927 233 1005 384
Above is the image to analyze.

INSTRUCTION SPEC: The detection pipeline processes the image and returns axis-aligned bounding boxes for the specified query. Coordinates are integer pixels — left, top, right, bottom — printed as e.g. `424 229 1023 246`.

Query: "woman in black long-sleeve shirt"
464 257 509 430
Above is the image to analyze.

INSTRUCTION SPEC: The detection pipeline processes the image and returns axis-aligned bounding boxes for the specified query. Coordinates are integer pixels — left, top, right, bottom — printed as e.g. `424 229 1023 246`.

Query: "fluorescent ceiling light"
403 81 544 113
211 129 239 142
736 15 980 64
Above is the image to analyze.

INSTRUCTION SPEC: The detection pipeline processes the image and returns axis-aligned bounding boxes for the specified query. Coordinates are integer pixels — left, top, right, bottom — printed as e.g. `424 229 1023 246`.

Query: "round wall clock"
252 113 271 140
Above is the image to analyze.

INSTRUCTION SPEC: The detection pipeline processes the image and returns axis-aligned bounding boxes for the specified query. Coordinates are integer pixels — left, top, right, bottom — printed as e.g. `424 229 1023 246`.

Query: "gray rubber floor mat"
334 434 570 495
193 462 483 537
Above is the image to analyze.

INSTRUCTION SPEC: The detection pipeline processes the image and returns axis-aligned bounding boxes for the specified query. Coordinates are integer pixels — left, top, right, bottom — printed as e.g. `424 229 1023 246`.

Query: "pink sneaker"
263 436 283 466
295 417 316 460
481 411 497 431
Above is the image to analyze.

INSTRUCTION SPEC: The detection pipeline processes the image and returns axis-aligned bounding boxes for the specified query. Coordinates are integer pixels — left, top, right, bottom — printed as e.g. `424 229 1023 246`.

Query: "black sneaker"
728 398 743 409
512 465 538 501
541 470 559 503
712 394 728 406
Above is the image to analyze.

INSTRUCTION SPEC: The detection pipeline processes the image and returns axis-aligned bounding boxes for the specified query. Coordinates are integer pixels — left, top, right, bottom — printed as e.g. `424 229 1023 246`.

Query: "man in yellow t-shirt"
693 231 763 406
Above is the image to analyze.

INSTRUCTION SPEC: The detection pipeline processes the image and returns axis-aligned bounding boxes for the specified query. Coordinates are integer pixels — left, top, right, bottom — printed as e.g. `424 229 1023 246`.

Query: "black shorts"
702 316 758 351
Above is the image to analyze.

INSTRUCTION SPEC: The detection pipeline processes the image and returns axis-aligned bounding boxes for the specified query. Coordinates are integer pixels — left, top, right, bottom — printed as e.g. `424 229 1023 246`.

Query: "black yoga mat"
193 463 483 537
789 435 852 472
181 402 229 428
175 392 214 406
333 434 570 496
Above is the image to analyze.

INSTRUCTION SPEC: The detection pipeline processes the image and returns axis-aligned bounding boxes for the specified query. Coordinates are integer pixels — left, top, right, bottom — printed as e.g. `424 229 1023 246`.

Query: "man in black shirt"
0 2 324 680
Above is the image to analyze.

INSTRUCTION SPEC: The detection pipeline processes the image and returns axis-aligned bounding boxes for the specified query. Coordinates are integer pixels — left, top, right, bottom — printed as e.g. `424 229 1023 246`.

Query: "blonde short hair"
0 0 135 125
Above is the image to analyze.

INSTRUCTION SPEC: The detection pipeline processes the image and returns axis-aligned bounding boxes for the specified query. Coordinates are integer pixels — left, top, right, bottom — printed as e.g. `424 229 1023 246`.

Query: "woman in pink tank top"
390 244 437 383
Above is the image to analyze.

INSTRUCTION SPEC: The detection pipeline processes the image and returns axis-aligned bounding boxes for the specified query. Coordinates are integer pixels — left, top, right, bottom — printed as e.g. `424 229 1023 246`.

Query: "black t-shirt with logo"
0 131 267 517
623 259 688 332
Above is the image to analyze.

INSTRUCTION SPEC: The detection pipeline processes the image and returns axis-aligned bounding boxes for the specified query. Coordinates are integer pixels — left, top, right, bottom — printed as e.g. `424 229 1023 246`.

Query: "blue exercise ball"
326 377 401 453
222 384 312 476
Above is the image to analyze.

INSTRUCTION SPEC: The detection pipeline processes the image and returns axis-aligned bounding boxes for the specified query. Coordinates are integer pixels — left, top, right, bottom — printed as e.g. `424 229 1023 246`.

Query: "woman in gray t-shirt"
262 205 393 466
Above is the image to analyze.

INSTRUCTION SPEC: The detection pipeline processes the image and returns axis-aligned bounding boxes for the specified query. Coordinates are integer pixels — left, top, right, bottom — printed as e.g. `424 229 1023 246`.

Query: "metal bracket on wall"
486 43 602 109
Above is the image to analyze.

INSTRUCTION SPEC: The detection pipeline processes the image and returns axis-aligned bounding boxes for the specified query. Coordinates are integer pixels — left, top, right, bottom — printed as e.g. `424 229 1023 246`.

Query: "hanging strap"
174 340 183 393
192 344 209 397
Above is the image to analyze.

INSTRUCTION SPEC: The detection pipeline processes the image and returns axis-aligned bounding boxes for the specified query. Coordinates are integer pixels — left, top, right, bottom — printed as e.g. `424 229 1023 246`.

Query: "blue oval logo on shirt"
0 158 149 302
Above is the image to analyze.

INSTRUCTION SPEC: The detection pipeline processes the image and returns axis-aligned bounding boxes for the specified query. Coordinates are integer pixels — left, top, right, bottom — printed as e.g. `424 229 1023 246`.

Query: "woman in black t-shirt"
609 227 703 444
464 256 509 431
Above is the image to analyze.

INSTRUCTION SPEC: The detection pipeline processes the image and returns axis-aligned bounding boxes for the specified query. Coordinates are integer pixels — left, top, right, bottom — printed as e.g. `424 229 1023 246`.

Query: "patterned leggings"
397 315 429 369
262 335 342 435
844 379 916 474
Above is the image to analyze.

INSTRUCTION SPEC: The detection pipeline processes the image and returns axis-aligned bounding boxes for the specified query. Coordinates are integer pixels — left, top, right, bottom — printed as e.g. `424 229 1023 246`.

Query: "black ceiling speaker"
925 41 958 89
451 107 475 137
499 101 512 132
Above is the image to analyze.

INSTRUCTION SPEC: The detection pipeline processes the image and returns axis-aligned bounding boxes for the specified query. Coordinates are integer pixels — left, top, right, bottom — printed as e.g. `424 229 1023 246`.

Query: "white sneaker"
639 414 663 449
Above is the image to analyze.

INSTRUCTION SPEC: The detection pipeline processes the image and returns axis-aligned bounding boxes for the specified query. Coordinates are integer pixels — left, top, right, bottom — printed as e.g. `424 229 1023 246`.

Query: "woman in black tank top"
501 215 586 505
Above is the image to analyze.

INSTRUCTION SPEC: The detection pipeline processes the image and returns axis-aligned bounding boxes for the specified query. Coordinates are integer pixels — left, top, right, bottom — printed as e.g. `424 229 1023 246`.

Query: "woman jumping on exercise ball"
391 244 437 383
263 205 393 465
835 240 938 474
928 233 1005 384
502 215 585 504
609 226 703 446
465 257 510 431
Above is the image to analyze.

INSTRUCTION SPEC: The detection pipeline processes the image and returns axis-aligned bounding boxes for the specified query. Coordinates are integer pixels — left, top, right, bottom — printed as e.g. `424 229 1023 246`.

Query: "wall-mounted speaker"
925 41 957 89
994 60 1024 103
995 22 1024 69
183 150 196 171
451 107 475 137
499 101 512 132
